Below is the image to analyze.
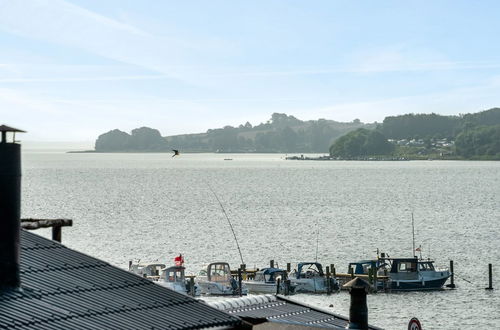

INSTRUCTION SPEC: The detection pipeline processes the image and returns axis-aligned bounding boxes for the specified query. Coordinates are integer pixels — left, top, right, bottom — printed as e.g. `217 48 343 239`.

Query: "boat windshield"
161 268 185 282
208 263 231 282
397 261 417 273
418 262 435 271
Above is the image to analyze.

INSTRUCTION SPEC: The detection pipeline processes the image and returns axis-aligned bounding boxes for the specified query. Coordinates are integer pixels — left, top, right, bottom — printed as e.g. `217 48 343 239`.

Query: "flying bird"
172 149 180 157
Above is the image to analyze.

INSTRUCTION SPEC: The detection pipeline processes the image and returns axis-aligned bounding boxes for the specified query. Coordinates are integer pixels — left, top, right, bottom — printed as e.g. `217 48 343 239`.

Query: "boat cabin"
295 262 324 279
207 262 232 283
254 268 285 283
160 265 186 283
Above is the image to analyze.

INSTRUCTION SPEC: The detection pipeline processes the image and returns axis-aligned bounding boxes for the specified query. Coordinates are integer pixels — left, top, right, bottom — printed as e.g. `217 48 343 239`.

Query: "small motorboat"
243 267 296 294
289 262 338 293
197 262 248 295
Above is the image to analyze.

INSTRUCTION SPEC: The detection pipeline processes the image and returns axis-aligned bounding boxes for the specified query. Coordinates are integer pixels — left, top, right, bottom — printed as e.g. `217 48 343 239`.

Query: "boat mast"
411 212 416 258
206 182 245 265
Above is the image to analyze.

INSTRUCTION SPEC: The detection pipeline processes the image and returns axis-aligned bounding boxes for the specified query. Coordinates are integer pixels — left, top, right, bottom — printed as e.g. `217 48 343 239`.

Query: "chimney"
0 125 25 291
343 277 371 329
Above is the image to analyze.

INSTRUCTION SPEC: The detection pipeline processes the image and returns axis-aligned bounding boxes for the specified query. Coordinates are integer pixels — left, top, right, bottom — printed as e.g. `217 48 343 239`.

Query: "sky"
1 0 500 141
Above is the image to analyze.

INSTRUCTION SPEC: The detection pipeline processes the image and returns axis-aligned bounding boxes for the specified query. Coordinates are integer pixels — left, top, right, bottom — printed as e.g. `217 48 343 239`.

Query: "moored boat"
348 256 451 291
289 262 339 293
197 262 248 295
243 267 296 294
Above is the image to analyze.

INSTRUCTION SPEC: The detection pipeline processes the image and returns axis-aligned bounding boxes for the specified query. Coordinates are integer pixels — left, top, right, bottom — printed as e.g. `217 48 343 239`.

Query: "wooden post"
287 262 291 272
486 264 493 290
448 260 456 288
238 268 243 296
52 225 62 242
368 268 373 284
190 277 195 296
373 267 378 293
326 266 332 295
270 260 274 268
241 264 246 280
276 278 281 295
350 266 354 278
332 265 336 278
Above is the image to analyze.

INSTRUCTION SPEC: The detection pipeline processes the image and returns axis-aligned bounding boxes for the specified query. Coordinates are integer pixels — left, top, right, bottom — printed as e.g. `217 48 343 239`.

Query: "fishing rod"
206 181 245 265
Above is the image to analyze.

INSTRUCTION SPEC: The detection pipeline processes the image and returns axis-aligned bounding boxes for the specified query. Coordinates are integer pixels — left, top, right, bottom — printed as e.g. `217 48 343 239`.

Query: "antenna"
206 182 245 265
412 212 416 258
315 220 320 262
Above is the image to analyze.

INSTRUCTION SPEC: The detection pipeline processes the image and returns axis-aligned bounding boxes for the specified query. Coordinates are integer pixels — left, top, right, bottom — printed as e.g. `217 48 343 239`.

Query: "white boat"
129 262 165 279
243 267 295 294
289 262 338 293
157 265 200 296
197 262 248 295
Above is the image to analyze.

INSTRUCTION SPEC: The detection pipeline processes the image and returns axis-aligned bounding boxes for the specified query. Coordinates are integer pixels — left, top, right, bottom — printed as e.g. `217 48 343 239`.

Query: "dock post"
350 267 354 279
240 263 246 280
332 265 336 278
368 268 373 285
373 267 378 293
270 260 274 268
287 262 291 273
238 268 243 296
343 278 370 330
486 264 493 290
276 278 281 295
190 277 195 296
52 225 62 242
447 260 456 288
326 266 332 295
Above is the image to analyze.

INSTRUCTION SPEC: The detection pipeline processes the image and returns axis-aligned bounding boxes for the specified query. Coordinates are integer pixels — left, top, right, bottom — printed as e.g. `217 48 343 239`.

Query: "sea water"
22 151 500 329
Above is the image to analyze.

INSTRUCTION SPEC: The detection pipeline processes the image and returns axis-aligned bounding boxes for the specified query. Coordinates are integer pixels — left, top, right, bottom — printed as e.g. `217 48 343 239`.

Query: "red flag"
415 247 421 252
174 254 184 266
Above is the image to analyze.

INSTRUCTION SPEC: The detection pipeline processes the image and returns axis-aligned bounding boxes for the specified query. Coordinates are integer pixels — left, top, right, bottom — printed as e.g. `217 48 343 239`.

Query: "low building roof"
0 230 241 329
209 295 382 329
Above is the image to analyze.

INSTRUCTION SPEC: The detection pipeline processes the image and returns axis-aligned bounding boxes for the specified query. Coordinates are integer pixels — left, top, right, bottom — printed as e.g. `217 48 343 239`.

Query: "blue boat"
348 257 451 291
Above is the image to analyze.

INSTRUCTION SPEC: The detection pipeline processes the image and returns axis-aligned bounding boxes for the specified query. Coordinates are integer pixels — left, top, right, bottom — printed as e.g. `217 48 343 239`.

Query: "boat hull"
389 275 450 291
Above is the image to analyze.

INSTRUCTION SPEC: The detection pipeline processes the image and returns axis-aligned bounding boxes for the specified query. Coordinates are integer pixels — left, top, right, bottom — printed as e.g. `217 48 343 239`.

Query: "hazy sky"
1 0 500 141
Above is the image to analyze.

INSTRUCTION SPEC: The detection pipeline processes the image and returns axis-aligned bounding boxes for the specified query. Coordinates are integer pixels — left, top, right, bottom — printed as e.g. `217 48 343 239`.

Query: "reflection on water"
22 152 500 329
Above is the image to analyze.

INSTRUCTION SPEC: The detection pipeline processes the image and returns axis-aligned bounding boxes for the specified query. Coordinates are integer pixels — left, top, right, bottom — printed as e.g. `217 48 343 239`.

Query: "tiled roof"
0 230 241 329
209 295 382 329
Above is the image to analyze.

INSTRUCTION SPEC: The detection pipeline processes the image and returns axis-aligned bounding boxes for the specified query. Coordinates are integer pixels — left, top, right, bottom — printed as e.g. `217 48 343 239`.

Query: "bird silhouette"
172 149 180 157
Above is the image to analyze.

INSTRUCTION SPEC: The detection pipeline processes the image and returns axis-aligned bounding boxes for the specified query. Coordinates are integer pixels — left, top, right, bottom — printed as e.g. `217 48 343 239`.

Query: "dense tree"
455 125 500 158
329 128 394 157
129 127 169 151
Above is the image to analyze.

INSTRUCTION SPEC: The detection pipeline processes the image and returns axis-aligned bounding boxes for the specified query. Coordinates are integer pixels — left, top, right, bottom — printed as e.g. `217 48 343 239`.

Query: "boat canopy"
160 266 185 282
389 258 418 273
254 267 285 283
296 262 324 279
207 262 232 282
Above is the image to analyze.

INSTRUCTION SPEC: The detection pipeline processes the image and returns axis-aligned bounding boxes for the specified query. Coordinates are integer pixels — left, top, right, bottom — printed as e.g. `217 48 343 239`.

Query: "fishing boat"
243 267 296 294
348 256 450 291
288 262 339 293
197 262 248 295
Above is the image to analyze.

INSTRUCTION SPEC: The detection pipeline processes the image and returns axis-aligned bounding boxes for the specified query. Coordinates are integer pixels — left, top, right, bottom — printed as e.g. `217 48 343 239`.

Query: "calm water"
21 152 500 329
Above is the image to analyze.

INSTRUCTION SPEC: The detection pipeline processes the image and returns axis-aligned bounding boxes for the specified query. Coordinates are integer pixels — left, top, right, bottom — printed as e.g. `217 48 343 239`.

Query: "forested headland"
93 108 500 159
94 113 374 153
329 108 500 160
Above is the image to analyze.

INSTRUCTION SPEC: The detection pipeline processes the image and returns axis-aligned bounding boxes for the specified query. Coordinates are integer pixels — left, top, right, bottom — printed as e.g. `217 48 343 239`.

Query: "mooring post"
448 260 456 288
326 266 332 295
368 268 373 285
286 262 291 272
332 264 336 278
350 267 354 278
486 264 493 290
52 225 62 242
190 277 195 296
276 278 281 295
373 267 378 292
0 125 25 291
240 263 246 280
343 277 370 330
238 268 243 296
270 260 274 268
